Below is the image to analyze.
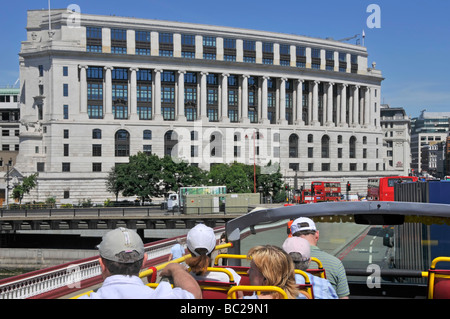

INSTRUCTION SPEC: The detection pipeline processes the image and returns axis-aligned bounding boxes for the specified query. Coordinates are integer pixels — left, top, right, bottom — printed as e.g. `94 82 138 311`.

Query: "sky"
1 0 449 118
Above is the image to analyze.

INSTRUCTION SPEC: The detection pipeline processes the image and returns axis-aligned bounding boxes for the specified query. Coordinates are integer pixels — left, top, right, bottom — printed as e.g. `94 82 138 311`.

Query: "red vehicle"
311 181 341 202
367 176 419 201
293 189 317 204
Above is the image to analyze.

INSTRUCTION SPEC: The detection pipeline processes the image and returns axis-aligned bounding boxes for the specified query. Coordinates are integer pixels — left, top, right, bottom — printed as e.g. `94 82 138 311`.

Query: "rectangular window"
88 105 103 119
64 129 69 139
203 36 216 47
143 145 152 155
63 105 69 119
62 162 71 172
92 144 102 157
92 163 102 172
63 66 68 76
37 162 45 172
86 27 102 52
63 84 69 97
138 106 152 120
63 144 69 156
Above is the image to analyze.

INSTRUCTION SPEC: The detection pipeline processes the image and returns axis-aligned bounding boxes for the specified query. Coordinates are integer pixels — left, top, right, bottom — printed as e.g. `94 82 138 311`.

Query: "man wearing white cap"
282 237 337 299
290 217 350 299
80 227 201 299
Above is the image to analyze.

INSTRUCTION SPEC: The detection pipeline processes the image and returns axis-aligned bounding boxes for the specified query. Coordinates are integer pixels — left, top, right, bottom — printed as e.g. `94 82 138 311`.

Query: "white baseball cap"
282 237 311 260
290 217 317 235
97 227 145 263
186 224 216 256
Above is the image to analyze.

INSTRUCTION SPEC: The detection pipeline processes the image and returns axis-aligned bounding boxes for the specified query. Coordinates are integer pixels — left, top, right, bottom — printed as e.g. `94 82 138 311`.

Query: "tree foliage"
12 173 38 204
106 153 284 201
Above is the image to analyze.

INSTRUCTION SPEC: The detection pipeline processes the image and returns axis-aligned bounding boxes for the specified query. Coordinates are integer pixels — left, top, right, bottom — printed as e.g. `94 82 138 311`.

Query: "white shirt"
190 268 242 285
80 275 195 299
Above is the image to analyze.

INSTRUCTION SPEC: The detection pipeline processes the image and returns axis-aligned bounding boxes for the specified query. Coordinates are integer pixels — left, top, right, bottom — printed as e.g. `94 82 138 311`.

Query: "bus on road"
367 176 418 201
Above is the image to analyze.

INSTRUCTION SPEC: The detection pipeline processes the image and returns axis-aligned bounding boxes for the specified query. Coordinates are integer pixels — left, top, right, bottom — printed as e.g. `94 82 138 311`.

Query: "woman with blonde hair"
245 245 308 299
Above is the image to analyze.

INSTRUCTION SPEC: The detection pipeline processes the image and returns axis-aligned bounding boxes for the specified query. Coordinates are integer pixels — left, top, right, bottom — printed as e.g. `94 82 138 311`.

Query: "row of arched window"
92 128 369 159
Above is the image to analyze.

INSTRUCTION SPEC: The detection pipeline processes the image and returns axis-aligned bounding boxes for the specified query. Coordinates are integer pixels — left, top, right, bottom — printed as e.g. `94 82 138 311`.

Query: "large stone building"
410 111 450 176
16 9 394 204
379 104 411 175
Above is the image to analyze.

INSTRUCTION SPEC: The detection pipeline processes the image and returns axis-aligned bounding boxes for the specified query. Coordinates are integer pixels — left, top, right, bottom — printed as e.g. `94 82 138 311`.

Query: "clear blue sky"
1 0 449 117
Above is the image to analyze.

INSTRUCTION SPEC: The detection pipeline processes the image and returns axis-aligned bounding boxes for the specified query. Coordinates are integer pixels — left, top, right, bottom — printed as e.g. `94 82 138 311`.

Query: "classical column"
353 85 360 127
295 79 304 125
336 83 341 126
278 77 287 124
261 76 269 124
221 73 229 122
241 74 249 123
312 80 319 126
200 71 208 121
340 84 348 127
364 87 371 127
129 67 139 120
153 69 163 121
177 70 186 121
104 66 113 120
326 82 334 126
79 65 88 117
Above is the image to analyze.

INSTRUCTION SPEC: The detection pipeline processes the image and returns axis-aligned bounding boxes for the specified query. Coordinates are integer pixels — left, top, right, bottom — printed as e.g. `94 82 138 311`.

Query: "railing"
0 227 225 299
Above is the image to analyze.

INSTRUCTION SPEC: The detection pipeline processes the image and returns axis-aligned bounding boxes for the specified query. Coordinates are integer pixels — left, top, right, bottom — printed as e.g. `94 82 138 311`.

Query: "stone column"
200 71 208 121
278 77 287 124
312 80 319 126
177 70 186 121
353 85 360 127
241 74 249 123
295 79 304 125
79 65 88 117
104 66 113 120
340 84 347 127
129 67 139 120
326 82 334 126
261 76 269 124
153 69 163 121
364 87 371 127
221 73 229 122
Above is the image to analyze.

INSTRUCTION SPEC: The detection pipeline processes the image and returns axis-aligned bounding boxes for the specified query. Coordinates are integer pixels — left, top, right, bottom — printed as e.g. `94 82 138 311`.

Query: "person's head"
290 217 319 245
97 227 147 278
185 224 216 275
282 237 311 271
246 245 299 299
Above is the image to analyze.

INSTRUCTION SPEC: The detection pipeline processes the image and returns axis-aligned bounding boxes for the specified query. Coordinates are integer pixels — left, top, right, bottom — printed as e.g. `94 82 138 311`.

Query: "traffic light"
346 182 351 192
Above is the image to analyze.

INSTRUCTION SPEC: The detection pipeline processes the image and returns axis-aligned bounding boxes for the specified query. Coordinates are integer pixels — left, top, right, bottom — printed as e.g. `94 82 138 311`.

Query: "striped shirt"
310 245 350 298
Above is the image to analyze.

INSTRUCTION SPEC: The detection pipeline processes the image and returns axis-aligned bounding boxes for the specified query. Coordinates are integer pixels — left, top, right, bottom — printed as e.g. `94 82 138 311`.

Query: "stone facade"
16 9 397 204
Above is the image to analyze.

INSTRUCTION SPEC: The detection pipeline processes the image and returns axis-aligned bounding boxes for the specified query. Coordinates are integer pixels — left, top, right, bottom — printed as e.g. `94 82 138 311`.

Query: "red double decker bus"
367 176 418 201
311 181 341 202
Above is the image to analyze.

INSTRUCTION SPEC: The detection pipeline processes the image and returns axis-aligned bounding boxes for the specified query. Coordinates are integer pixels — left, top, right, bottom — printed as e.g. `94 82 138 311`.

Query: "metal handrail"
0 228 225 299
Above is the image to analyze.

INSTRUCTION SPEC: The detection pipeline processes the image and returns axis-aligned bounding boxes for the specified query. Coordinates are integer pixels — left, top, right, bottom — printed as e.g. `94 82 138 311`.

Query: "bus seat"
309 257 327 279
295 269 314 299
227 285 288 299
427 257 450 299
197 280 236 299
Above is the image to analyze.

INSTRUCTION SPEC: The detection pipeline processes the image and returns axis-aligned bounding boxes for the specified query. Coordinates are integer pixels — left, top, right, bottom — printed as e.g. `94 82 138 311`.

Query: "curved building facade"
17 9 390 203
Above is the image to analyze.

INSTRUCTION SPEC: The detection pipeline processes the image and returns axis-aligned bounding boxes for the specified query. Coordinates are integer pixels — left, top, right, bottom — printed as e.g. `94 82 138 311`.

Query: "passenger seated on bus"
290 217 350 299
80 227 201 299
243 245 309 299
282 237 338 299
185 224 241 285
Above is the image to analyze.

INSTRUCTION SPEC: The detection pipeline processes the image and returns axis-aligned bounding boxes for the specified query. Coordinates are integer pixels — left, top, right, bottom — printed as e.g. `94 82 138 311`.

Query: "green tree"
11 173 38 204
105 165 125 201
120 152 164 203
